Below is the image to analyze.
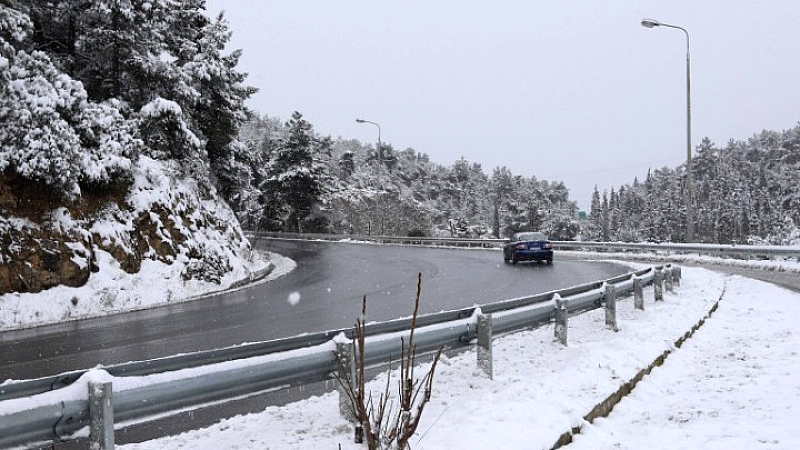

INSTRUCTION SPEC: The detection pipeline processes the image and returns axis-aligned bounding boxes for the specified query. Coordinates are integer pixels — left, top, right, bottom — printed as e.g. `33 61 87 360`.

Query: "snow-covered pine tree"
586 186 602 241
180 10 257 206
260 112 324 232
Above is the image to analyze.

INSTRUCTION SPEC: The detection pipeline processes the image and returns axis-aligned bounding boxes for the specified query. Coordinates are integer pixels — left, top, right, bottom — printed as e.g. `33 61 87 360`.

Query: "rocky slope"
0 157 255 297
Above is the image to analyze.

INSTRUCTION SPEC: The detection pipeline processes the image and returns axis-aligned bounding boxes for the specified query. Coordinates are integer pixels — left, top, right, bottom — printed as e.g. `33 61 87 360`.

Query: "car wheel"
511 254 518 265
547 258 553 264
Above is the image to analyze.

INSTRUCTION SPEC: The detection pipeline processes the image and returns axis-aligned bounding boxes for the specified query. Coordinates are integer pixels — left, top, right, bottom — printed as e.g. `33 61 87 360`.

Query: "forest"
234 112 579 240
1 0 253 205
2 1 799 245
234 112 800 245
584 128 800 245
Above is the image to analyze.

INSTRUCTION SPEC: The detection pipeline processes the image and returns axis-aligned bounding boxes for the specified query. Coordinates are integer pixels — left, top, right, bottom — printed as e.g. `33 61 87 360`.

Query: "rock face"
0 159 251 296
0 226 97 294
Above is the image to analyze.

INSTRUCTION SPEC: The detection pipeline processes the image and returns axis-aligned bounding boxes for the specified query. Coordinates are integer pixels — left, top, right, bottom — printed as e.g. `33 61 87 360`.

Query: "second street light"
356 118 383 235
641 18 694 243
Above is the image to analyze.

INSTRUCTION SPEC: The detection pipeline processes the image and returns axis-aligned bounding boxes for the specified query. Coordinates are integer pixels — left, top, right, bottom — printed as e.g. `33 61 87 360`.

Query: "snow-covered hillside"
0 157 274 331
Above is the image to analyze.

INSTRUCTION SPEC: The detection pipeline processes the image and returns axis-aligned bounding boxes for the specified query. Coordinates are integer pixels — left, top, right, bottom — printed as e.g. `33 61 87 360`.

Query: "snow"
0 250 293 331
286 291 301 306
104 265 800 449
139 98 183 118
560 249 800 274
569 276 800 450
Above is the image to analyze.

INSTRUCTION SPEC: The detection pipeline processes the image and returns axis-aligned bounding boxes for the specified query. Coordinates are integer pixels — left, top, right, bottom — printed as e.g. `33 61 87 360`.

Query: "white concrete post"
89 381 114 450
604 283 618 331
633 276 644 311
654 269 664 302
665 267 674 292
553 294 568 346
477 313 493 380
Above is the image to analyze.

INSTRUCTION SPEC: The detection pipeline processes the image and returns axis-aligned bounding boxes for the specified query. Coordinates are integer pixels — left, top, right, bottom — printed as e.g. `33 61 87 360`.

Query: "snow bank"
0 157 293 331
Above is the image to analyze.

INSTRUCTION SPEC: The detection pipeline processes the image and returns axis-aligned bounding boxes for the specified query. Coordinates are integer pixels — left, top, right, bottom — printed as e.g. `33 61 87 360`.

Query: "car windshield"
514 232 548 241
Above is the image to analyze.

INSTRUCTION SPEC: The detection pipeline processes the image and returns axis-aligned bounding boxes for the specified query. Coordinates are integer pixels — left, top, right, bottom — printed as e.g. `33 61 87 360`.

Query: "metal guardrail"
248 231 800 260
0 267 638 402
0 265 665 449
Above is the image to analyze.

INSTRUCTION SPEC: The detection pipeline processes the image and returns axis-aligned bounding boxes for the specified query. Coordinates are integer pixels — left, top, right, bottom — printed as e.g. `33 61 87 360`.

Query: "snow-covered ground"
0 249 294 332
559 248 800 273
110 264 800 449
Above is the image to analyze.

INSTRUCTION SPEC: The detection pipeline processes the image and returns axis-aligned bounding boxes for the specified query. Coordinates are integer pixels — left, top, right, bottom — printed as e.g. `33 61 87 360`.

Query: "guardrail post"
665 267 674 292
673 266 681 286
633 277 644 311
476 313 493 380
335 340 356 422
654 269 664 302
553 295 568 346
604 283 618 331
89 381 114 450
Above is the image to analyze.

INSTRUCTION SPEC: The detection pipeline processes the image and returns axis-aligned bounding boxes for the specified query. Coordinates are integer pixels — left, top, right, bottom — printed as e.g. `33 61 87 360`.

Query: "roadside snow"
116 266 800 449
568 275 800 450
559 249 800 273
0 250 294 331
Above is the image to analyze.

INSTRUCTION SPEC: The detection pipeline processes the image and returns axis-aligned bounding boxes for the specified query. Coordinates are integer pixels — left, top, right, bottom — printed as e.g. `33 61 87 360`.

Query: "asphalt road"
0 239 630 381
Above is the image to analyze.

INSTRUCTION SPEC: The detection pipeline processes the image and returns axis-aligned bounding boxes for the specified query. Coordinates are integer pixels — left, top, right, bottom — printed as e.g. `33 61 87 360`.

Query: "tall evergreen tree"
587 186 602 241
183 11 257 205
260 112 323 232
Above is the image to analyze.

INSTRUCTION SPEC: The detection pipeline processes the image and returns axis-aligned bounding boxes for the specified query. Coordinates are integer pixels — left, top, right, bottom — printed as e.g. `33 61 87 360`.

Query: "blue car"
503 232 553 265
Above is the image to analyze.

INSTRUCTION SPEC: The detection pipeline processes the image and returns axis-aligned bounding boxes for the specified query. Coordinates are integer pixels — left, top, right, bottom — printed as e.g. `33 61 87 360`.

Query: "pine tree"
587 186 602 241
600 191 610 241
260 112 323 232
182 11 257 205
0 3 138 195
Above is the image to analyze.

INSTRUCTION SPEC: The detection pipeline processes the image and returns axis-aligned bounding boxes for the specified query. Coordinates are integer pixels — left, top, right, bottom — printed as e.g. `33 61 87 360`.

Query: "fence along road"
250 231 800 257
0 262 673 449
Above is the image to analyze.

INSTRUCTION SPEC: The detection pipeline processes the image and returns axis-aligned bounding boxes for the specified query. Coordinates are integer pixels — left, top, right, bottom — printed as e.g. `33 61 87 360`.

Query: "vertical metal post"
89 381 114 450
604 283 618 331
684 29 694 243
477 313 493 379
665 267 674 292
640 19 692 242
654 269 664 302
633 277 644 311
335 340 356 422
554 295 568 346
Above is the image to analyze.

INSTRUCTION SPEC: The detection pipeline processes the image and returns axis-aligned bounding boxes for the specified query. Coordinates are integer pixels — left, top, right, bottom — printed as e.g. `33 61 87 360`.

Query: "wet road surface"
1 239 629 381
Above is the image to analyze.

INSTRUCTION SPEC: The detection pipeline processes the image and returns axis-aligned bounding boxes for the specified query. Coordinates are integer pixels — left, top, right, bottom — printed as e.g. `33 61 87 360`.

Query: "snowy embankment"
559 248 800 273
0 156 297 332
115 266 800 449
0 250 292 332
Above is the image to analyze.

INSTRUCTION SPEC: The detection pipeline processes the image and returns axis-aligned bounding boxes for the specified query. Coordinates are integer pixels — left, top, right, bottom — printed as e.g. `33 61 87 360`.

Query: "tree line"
4 2 798 245
585 126 800 244
235 112 580 239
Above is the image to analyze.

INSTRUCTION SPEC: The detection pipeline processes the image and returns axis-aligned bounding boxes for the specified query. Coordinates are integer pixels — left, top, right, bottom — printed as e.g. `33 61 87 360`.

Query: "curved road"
0 239 630 381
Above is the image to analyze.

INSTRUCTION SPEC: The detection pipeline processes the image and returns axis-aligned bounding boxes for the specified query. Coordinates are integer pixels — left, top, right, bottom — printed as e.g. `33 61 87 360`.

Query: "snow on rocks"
0 157 284 331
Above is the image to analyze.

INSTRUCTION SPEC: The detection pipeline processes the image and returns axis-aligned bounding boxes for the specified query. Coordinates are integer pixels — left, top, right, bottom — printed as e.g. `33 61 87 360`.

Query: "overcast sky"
205 0 800 210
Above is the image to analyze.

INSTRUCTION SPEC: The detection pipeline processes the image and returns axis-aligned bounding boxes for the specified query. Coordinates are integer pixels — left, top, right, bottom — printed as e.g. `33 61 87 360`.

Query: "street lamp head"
355 118 365 123
641 18 661 28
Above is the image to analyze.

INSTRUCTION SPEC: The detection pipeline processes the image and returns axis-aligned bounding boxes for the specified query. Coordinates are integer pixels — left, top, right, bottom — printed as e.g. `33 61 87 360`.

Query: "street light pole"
356 118 382 234
641 18 694 243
